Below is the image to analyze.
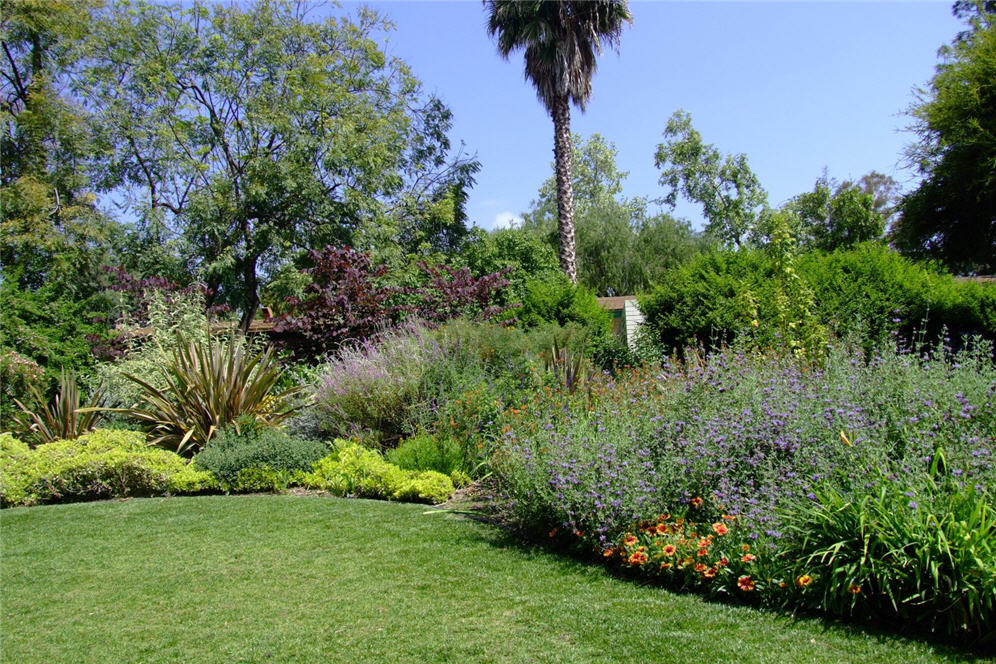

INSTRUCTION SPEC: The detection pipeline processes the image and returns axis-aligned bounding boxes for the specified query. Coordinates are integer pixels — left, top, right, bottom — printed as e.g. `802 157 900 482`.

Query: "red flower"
712 522 729 536
738 576 756 591
690 497 704 508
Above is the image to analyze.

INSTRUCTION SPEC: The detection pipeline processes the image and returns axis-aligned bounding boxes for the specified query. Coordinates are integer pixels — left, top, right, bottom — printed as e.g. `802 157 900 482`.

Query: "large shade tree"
892 4 996 273
82 0 476 330
486 0 631 283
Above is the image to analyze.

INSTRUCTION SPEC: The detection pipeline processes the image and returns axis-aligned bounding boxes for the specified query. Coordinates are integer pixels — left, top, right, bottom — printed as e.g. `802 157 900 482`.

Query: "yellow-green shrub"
0 429 217 507
298 442 454 504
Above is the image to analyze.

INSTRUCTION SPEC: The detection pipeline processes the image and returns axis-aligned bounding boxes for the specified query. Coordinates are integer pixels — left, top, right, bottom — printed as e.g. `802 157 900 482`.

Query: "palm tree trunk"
551 93 578 283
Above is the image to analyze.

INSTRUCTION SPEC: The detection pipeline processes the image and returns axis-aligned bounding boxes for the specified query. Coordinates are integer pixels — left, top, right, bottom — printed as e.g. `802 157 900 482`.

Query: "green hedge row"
639 243 996 353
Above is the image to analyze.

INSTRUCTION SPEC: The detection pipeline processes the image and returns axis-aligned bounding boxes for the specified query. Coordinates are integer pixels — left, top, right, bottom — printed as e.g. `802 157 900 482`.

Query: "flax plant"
103 337 303 456
12 369 106 446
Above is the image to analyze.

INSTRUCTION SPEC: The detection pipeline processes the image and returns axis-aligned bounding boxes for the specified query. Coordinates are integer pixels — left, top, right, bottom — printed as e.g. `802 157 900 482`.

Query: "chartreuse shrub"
194 425 329 493
297 442 454 504
0 429 216 507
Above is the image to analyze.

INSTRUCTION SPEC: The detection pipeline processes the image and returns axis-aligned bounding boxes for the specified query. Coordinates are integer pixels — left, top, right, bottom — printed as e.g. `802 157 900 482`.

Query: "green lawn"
0 495 986 664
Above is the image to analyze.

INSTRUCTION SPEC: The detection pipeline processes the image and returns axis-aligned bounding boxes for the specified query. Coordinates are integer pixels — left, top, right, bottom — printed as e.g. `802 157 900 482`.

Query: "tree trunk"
551 94 578 283
239 255 259 335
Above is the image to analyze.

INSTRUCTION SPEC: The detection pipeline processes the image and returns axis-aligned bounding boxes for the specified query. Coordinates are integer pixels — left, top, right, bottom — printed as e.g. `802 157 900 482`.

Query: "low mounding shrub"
194 426 329 492
297 442 454 504
386 432 466 476
0 429 216 507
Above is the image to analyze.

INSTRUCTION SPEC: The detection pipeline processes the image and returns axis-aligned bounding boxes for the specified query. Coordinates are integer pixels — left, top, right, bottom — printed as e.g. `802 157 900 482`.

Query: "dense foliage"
194 426 329 492
0 429 216 507
640 244 996 355
492 339 995 641
895 7 996 273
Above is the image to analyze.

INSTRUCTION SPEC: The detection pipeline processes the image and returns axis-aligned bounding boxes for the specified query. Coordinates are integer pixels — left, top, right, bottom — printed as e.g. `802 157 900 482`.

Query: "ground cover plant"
0 430 216 507
1 429 455 507
0 495 982 664
491 337 996 643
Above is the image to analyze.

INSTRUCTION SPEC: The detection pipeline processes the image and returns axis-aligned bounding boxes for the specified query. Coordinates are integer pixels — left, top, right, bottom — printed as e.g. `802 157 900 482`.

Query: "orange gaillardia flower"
628 549 649 566
662 544 677 556
697 548 709 557
693 563 708 573
712 522 729 536
796 574 813 588
738 575 756 591
741 553 757 563
848 584 862 595
690 497 704 508
703 566 718 579
623 534 638 547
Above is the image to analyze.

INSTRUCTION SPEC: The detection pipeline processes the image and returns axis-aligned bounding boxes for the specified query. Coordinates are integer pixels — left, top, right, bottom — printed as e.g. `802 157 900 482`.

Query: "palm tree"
486 0 631 283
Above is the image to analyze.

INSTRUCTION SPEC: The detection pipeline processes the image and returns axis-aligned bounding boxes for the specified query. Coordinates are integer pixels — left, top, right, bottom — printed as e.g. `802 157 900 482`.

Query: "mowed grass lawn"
0 495 986 664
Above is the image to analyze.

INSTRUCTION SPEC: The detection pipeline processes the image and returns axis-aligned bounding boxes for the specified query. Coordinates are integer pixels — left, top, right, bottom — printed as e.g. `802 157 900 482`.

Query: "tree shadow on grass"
445 511 994 663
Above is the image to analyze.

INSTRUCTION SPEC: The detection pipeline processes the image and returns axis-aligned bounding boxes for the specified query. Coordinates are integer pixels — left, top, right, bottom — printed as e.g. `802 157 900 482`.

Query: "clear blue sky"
335 1 964 231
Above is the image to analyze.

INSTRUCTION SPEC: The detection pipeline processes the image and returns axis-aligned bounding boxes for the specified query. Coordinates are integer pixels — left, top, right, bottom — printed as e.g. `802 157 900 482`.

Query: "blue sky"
336 1 964 231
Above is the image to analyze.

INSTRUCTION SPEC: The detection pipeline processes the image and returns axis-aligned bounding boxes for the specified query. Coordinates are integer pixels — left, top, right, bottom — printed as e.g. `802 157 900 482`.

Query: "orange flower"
661 544 677 556
656 523 668 535
697 548 709 557
741 553 757 563
697 537 712 548
778 581 787 589
717 557 728 568
602 548 616 558
712 522 729 536
703 566 717 578
796 574 813 588
549 528 558 538
690 497 704 508
722 514 737 521
622 534 638 547
738 576 756 591
741 544 751 552
660 562 673 570
628 550 649 566
848 584 862 595
694 563 708 573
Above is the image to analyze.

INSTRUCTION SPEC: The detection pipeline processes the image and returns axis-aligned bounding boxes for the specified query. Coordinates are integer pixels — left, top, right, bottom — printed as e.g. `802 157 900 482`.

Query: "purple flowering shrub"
495 339 995 544
492 339 996 641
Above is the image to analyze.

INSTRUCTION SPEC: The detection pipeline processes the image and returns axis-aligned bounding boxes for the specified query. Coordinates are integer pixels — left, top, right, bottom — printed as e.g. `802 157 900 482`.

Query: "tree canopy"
81 0 476 329
655 110 768 249
893 6 996 273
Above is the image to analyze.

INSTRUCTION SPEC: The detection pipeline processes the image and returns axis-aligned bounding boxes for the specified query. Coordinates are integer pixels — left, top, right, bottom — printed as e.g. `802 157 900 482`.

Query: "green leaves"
777 473 996 643
110 337 304 456
11 369 106 447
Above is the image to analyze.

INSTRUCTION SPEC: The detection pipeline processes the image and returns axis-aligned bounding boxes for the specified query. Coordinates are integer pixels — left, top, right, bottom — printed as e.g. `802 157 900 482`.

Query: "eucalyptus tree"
655 110 768 249
82 0 476 330
486 0 631 283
